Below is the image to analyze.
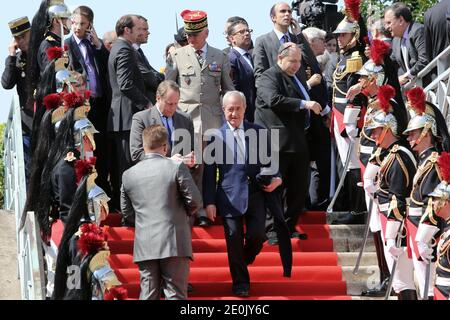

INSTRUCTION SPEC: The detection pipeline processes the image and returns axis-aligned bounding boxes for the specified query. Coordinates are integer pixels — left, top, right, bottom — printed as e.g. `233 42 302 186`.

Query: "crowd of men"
2 0 450 300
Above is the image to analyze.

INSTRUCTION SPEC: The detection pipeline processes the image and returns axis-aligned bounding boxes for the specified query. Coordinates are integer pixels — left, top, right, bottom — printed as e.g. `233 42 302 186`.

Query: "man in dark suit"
121 124 202 300
227 19 256 122
130 80 195 164
133 16 164 105
108 14 152 206
203 91 282 297
255 43 321 239
66 5 111 197
253 2 331 211
424 0 450 77
384 2 429 87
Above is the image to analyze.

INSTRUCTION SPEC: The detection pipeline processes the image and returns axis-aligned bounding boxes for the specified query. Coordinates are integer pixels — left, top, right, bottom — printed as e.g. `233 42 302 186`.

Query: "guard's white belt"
360 145 374 155
436 276 450 287
335 97 348 104
408 207 423 217
379 202 389 212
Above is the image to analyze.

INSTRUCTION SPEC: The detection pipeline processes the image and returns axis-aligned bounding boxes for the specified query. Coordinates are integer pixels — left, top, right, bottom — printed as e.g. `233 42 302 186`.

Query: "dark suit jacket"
255 64 309 153
135 47 165 105
129 106 195 163
228 48 256 122
253 30 328 109
65 36 110 97
390 22 429 77
424 0 450 62
107 38 150 132
203 121 270 217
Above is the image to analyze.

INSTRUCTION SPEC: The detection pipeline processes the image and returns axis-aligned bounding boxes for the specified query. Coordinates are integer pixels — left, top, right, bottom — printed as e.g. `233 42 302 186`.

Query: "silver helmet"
357 59 386 87
366 109 398 136
47 0 71 20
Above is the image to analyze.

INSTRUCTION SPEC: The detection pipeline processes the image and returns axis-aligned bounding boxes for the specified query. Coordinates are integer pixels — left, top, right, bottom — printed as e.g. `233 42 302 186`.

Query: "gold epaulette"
346 51 363 73
74 104 90 121
51 106 66 124
45 35 56 42
388 195 405 221
429 152 439 163
420 198 438 226
390 144 400 153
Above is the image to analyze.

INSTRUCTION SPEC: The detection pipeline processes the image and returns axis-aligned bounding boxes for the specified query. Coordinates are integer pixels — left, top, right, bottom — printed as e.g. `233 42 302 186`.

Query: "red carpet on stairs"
99 211 351 300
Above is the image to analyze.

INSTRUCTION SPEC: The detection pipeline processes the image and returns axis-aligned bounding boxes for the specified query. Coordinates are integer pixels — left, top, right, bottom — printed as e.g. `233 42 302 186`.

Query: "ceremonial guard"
330 0 368 223
427 152 450 300
404 87 450 299
367 86 418 299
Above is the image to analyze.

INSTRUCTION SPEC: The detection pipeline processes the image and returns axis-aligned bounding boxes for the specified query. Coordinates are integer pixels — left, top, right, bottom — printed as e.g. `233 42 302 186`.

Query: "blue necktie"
163 116 173 148
81 38 101 97
281 34 289 44
292 76 311 130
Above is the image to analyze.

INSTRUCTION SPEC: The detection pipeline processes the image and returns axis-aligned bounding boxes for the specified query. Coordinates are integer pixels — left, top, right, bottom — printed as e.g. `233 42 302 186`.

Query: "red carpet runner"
99 211 351 300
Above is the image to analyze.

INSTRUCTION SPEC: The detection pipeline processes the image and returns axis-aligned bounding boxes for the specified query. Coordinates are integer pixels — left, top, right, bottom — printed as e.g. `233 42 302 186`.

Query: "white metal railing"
417 45 450 122
4 95 45 300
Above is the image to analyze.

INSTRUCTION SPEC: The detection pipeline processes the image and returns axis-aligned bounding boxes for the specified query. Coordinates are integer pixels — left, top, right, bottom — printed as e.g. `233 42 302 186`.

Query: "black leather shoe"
233 289 250 297
291 231 308 240
198 217 213 227
361 277 389 297
267 237 279 246
187 283 194 293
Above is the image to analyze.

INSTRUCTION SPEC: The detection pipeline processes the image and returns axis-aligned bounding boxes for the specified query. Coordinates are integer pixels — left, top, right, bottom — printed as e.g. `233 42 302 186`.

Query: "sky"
0 0 344 124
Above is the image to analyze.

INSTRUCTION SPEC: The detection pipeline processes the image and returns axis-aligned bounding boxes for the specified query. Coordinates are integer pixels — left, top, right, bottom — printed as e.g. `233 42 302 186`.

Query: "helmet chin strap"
411 128 429 150
376 126 389 146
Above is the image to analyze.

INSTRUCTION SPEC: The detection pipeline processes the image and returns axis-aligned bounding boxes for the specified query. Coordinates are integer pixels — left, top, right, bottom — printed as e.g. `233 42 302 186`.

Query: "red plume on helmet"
46 46 64 61
344 0 361 22
104 287 128 300
406 87 426 114
77 223 108 256
74 157 97 184
62 92 85 110
370 39 391 66
438 152 450 183
43 93 62 111
377 85 396 113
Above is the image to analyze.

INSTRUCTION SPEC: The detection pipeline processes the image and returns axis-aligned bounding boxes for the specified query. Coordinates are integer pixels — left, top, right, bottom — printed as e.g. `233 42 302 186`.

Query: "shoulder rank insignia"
64 151 77 162
45 35 56 42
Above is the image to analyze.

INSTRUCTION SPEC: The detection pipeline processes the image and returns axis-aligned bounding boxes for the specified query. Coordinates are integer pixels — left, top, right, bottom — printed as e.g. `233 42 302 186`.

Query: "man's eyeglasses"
233 28 253 36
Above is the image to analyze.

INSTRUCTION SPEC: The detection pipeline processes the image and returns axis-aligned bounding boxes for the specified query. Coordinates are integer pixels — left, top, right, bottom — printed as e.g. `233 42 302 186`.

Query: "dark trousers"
88 96 111 197
110 131 132 210
307 115 331 208
222 190 266 292
280 151 310 233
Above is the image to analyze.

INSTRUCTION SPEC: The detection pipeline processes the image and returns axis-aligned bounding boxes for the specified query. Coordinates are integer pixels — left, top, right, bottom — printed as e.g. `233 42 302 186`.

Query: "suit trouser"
307 115 331 207
88 96 111 198
222 190 266 291
280 151 310 233
137 257 190 300
110 131 132 211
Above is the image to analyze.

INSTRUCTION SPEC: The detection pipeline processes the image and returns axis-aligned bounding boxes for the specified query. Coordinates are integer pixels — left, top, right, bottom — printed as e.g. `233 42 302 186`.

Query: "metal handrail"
4 95 45 300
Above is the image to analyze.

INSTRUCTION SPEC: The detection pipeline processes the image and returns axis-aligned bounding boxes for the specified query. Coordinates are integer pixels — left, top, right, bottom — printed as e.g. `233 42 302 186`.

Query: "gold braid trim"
388 194 405 221
395 153 411 188
411 160 435 205
437 236 450 273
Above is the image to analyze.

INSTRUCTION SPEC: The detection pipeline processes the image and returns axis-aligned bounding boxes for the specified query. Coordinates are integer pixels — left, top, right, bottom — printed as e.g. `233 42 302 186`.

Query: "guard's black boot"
398 289 418 300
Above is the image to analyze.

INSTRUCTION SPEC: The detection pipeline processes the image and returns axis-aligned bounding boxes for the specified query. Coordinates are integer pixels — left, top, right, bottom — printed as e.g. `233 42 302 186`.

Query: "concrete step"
337 252 378 267
342 266 381 296
326 211 367 225
328 225 366 239
332 237 375 252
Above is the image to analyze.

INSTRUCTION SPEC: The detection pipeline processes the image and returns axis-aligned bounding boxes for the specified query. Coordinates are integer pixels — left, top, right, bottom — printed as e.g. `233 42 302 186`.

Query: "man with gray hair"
203 90 282 297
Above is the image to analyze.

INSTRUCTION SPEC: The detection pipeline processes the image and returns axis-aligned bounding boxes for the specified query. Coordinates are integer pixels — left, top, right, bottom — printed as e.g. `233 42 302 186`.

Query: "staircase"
101 211 382 300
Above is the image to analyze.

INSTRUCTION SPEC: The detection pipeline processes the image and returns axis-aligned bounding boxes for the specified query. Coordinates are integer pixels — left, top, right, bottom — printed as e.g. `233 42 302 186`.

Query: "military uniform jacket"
436 228 450 299
51 157 77 224
359 98 379 168
165 44 234 134
1 51 33 134
331 46 367 136
38 32 62 76
376 141 417 222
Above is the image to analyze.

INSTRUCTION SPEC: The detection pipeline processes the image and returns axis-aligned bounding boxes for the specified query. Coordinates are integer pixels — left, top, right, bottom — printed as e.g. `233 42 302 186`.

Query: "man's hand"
399 74 410 85
182 151 196 169
263 177 282 193
89 25 101 49
346 83 362 100
290 18 302 35
205 204 217 222
305 101 322 115
8 38 17 56
307 74 322 88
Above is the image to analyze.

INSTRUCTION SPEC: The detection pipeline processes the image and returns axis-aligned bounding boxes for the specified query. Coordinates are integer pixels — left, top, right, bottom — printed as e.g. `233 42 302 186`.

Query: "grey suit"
129 107 195 163
121 153 202 299
390 22 429 78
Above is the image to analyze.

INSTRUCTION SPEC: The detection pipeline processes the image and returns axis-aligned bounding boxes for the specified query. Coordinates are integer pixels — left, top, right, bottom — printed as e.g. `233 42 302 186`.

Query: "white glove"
346 124 358 138
386 239 404 259
417 242 433 262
